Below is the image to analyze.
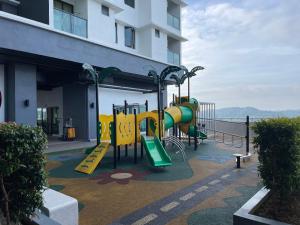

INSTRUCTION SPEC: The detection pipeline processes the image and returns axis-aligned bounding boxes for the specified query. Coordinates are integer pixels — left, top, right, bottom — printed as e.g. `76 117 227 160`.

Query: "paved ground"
46 140 261 225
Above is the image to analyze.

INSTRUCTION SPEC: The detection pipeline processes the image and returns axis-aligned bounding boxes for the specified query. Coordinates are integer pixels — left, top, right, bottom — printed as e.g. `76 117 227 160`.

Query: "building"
0 0 187 140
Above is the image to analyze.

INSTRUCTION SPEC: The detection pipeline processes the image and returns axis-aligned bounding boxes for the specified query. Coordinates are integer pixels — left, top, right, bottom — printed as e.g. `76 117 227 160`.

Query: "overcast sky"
168 0 300 110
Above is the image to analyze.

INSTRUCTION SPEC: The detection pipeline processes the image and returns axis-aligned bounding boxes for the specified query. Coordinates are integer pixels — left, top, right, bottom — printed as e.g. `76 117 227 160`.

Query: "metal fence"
197 107 253 155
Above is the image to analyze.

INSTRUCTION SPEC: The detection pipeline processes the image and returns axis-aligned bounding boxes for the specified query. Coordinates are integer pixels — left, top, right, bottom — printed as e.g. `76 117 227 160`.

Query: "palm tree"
82 63 121 145
148 66 182 140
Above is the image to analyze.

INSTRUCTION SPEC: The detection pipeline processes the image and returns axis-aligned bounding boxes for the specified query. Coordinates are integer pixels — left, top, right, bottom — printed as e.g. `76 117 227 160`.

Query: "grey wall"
87 86 96 141
0 17 168 76
6 63 37 126
63 83 89 140
18 0 49 24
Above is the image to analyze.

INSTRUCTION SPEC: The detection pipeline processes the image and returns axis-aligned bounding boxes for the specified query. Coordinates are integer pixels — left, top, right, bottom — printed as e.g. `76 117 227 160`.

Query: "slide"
75 142 110 174
164 98 207 140
141 135 172 167
144 97 207 167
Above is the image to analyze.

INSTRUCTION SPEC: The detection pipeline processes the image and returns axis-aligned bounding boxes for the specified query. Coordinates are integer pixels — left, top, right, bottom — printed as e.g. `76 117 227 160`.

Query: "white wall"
98 88 157 114
37 87 64 135
0 65 4 122
152 28 168 62
88 0 115 44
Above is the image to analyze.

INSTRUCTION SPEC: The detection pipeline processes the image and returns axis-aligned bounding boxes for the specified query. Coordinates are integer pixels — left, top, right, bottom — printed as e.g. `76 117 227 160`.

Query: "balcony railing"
167 13 180 30
168 50 180 65
54 8 87 38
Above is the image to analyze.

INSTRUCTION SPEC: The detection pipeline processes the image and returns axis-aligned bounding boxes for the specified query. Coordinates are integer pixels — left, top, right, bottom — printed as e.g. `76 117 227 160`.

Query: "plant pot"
233 187 291 225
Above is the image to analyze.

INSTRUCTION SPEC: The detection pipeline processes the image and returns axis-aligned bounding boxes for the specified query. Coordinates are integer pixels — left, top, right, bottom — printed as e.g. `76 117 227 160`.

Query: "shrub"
0 123 47 225
253 117 300 200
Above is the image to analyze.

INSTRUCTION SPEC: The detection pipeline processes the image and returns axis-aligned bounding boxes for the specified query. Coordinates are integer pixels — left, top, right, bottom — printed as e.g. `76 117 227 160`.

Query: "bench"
41 188 78 225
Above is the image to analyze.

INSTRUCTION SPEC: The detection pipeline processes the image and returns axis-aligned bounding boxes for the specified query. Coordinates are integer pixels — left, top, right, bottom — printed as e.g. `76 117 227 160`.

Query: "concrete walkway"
110 165 256 225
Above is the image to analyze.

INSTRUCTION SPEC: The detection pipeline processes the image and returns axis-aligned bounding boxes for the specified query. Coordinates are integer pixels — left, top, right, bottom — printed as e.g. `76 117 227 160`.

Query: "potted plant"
0 123 47 225
234 117 300 225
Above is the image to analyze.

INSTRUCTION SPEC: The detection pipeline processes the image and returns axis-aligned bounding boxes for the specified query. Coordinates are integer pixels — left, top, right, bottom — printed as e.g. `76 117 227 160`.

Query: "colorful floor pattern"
46 140 261 225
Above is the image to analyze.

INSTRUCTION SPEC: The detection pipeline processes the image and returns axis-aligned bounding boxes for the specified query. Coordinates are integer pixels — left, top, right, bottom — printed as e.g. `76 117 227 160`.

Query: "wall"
0 64 4 122
98 88 157 114
37 87 64 135
0 17 168 76
6 63 37 126
18 0 49 24
63 83 89 140
152 28 168 62
88 0 115 44
151 0 168 27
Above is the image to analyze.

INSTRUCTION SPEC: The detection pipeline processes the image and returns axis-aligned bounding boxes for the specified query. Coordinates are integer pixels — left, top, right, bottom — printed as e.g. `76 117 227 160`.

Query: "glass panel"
54 9 87 38
125 27 134 48
167 13 180 30
73 15 87 37
173 53 180 65
168 50 180 65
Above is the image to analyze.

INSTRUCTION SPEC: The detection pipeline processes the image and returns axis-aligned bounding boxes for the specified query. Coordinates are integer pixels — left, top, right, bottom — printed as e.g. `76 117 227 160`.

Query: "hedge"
253 117 300 200
0 123 47 225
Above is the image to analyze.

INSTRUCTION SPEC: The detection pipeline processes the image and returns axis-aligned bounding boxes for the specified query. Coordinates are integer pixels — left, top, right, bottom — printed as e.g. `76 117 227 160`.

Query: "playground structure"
75 97 208 174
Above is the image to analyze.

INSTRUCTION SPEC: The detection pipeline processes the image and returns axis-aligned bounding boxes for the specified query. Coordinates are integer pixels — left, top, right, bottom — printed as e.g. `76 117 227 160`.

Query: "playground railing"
198 116 252 156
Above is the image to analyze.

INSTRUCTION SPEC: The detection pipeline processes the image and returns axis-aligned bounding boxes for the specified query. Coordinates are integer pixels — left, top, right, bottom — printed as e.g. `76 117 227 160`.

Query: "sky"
168 0 300 110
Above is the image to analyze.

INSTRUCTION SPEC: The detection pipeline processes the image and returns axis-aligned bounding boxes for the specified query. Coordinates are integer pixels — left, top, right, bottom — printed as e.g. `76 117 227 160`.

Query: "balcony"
168 50 180 65
167 13 180 30
54 8 87 38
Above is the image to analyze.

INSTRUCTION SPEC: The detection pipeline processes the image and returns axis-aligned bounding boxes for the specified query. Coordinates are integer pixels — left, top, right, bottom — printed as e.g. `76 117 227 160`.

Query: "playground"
44 65 260 225
46 140 260 225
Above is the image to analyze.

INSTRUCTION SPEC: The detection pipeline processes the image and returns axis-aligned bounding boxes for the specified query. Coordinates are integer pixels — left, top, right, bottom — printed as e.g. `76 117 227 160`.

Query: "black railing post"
246 115 250 155
134 109 138 164
116 109 121 161
124 100 128 157
113 105 117 169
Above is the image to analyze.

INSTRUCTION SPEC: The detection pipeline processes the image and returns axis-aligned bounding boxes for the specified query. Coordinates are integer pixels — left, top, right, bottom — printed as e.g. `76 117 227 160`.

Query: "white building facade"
0 0 187 140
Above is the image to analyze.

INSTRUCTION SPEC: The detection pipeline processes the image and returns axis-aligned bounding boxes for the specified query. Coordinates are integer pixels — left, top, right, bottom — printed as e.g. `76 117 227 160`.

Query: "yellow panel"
99 115 113 142
75 143 110 174
116 113 136 146
137 111 158 124
165 106 182 124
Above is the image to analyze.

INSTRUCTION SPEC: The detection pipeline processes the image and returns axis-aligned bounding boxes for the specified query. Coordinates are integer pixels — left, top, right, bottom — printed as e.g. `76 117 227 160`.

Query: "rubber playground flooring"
46 140 261 225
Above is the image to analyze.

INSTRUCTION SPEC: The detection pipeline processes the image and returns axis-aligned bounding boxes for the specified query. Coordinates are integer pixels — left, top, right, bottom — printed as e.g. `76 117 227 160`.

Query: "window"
125 26 135 49
124 0 135 8
115 22 118 43
54 0 73 14
101 5 109 16
155 29 160 38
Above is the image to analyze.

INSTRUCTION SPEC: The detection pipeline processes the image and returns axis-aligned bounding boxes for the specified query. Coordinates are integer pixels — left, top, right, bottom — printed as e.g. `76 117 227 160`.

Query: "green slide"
187 125 208 140
141 135 172 167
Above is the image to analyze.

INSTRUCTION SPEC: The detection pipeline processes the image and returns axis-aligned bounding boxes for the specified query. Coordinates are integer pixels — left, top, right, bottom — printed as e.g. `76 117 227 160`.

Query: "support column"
63 83 92 140
0 64 5 122
6 63 37 126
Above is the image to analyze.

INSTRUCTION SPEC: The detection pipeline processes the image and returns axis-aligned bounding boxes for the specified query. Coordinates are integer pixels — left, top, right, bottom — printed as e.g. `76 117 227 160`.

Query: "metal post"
246 115 250 155
116 109 121 161
145 100 149 136
188 76 190 102
214 104 216 140
134 109 138 164
124 100 128 157
113 106 117 169
95 74 100 145
157 81 162 140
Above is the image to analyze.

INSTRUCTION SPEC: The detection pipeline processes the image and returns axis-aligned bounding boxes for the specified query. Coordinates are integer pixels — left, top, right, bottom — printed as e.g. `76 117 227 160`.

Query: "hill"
216 107 300 119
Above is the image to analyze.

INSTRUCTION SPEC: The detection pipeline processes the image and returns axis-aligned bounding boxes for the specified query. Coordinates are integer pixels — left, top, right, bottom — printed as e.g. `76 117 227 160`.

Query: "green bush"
0 123 47 224
253 117 300 200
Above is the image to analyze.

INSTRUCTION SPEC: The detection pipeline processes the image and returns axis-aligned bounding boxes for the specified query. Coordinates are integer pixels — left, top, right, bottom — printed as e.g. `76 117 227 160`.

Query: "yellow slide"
75 142 110 174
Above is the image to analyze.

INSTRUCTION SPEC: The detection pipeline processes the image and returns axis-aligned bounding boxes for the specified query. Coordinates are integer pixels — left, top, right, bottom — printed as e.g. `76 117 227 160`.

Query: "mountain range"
216 107 300 119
